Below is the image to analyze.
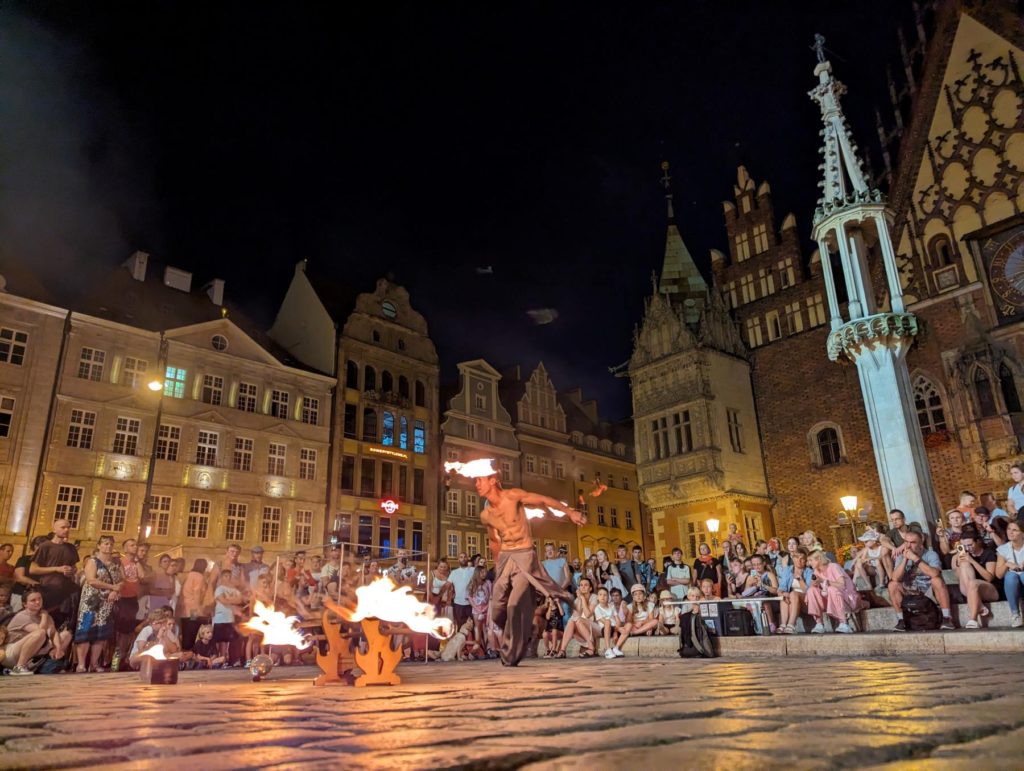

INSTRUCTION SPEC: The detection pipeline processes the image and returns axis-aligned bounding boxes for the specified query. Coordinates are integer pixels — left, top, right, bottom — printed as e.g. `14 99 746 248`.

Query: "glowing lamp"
147 380 164 392
840 495 858 513
706 518 720 534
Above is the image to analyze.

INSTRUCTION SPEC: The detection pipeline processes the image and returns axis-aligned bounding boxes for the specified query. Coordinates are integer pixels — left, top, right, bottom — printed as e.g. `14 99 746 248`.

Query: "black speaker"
722 608 756 636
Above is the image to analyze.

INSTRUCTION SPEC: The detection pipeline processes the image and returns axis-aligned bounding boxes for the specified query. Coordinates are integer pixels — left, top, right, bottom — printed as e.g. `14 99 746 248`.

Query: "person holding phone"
995 521 1024 628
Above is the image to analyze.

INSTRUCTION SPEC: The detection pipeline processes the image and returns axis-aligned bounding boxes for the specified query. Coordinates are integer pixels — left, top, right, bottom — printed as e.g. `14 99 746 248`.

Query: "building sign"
379 498 400 515
369 446 409 461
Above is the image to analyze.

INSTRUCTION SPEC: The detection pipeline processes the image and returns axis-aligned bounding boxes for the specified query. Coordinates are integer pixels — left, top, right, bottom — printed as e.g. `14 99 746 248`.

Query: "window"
233 437 253 471
501 460 512 482
364 366 376 392
399 376 410 399
467 422 477 440
727 409 743 452
295 510 313 546
525 455 536 473
78 348 105 381
301 396 319 425
358 515 373 551
360 458 376 497
196 431 218 466
66 409 96 449
778 258 796 288
474 394 486 410
201 374 223 406
651 416 669 460
554 461 565 479
342 404 357 438
237 382 258 413
399 466 408 500
626 510 634 529
121 357 148 388
400 416 408 450
1000 364 1021 413
102 490 130 532
785 301 804 334
465 492 479 517
112 416 141 455
739 274 756 304
164 366 187 398
340 455 355 494
929 234 954 267
673 410 692 453
382 411 395 446
758 268 775 296
211 334 228 351
447 532 460 559
610 507 619 528
226 502 247 542
539 458 550 476
765 310 782 341
0 328 28 366
379 518 392 557
724 282 738 309
623 477 630 491
413 468 424 504
597 506 606 526
261 506 281 543
446 490 460 516
914 376 946 434
156 424 180 461
381 370 393 393
975 368 998 418
55 485 84 529
299 448 317 480
267 443 286 476
346 360 359 389
746 317 763 348
466 533 479 555
806 293 827 328
270 390 290 419
413 420 425 453
415 380 426 407
380 461 394 496
753 223 769 254
152 495 172 537
816 427 842 466
362 408 377 442
372 330 381 344
734 231 751 262
413 520 424 559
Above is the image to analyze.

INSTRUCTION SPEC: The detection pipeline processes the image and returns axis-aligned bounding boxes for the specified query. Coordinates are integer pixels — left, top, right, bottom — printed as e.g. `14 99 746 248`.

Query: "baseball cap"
858 529 881 542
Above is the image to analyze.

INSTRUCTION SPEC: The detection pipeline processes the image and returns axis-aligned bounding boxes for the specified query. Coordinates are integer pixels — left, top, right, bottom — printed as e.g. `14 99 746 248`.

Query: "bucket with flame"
138 644 179 685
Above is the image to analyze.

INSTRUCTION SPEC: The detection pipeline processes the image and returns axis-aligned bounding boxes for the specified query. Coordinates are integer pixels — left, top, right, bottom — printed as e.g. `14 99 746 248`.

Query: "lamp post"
706 518 720 551
137 334 167 542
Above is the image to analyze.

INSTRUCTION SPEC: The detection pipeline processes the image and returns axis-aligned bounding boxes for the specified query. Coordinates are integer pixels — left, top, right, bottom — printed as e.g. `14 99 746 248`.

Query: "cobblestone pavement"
2 656 1023 769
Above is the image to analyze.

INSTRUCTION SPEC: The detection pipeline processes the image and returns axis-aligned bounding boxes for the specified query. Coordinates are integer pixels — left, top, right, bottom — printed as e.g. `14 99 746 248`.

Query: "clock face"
988 231 1024 317
381 300 397 319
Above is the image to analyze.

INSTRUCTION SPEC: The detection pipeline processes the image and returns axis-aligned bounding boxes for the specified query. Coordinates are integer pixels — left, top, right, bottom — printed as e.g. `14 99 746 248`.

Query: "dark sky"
0 1 918 419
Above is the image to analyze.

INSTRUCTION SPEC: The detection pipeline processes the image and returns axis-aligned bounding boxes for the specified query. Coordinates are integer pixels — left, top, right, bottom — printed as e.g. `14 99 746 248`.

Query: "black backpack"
678 611 718 658
902 593 941 631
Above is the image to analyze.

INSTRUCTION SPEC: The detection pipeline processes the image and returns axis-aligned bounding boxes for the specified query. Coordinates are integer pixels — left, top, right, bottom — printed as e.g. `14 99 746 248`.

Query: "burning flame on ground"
350 577 454 639
140 644 169 660
243 601 314 649
444 459 498 478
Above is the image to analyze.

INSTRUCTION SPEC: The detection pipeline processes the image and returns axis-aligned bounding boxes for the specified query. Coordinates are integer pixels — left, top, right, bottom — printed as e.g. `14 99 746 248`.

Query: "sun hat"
857 529 881 542
630 584 646 595
658 590 673 600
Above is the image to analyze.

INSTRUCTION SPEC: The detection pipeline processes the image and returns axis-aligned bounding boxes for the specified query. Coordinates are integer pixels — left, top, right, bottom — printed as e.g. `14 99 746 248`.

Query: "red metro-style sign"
379 498 400 515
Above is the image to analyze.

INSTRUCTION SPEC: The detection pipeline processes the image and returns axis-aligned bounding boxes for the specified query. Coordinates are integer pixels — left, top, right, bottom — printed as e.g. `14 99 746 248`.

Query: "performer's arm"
515 489 587 525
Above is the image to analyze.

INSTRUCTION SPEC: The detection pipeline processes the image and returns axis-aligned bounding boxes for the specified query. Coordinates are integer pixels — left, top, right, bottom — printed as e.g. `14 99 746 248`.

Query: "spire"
808 34 880 226
656 161 707 301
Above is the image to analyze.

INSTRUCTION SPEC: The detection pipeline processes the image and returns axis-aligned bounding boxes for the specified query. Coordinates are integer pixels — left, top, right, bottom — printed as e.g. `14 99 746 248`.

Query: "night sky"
0 2 918 419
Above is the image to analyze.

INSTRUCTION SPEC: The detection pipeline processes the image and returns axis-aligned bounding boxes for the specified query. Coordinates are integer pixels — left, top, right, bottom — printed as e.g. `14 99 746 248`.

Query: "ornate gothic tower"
808 35 940 531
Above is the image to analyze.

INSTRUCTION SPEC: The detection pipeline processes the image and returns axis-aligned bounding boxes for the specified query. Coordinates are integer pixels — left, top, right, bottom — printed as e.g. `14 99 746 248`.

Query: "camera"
954 543 966 555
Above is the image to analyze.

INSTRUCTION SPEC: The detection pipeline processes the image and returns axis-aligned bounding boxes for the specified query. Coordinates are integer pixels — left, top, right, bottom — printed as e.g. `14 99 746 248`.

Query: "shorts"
453 604 472 628
212 622 237 643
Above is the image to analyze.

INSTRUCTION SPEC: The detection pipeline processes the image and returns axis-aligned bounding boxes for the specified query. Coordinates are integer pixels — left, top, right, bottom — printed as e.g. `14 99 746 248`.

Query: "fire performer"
447 459 586 666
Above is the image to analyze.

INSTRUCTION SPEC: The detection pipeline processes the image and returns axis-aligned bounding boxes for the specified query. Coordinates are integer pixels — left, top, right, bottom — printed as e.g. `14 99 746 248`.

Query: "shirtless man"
472 470 586 666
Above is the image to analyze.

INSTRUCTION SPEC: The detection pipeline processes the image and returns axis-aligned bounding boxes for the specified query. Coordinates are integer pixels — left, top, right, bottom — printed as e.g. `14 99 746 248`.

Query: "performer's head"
473 472 501 497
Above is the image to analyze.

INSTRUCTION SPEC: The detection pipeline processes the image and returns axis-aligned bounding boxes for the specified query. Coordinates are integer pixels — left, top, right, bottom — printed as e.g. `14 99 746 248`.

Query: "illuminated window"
673 411 692 453
66 409 96 449
765 310 782 341
400 415 408 449
261 506 281 543
164 366 186 398
727 409 744 453
382 411 395 446
55 485 84 529
785 301 804 334
778 258 796 288
753 223 769 254
746 317 763 348
112 416 141 456
414 420 425 454
758 268 775 296
806 293 827 328
78 348 105 381
734 232 751 262
102 490 130 532
299 448 317 480
226 502 247 542
156 424 180 461
237 382 258 412
739 274 756 304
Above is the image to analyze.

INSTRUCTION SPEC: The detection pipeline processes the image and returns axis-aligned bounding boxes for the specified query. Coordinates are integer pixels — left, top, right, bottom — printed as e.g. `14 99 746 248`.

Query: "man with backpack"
888 529 954 631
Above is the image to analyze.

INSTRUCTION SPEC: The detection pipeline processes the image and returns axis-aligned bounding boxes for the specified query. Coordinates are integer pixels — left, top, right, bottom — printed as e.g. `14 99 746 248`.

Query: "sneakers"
9 665 34 676
894 618 906 632
1011 614 1023 628
940 618 955 631
613 647 624 658
835 623 853 634
964 620 980 629
604 649 616 659
810 623 825 634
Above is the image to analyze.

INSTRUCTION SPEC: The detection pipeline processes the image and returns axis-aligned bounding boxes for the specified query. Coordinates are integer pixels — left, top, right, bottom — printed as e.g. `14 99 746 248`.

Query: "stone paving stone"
5 727 192 753
101 746 344 770
0 748 127 770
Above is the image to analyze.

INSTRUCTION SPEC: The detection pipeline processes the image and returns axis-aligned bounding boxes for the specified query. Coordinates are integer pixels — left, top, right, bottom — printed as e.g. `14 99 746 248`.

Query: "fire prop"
444 458 498 478
243 601 315 649
315 576 454 688
138 644 179 685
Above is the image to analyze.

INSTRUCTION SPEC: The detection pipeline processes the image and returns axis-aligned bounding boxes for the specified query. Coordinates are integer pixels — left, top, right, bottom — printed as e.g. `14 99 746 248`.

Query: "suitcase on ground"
722 608 756 636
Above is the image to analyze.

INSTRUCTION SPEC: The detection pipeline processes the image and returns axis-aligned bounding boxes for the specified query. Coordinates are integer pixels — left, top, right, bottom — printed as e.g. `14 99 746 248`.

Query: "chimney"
163 266 192 293
205 278 225 306
123 251 149 282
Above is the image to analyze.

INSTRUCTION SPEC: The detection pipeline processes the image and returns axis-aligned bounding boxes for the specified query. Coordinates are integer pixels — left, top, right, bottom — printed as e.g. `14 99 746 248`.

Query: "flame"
140 644 168 660
525 502 571 519
242 601 314 649
351 577 454 639
444 459 498 478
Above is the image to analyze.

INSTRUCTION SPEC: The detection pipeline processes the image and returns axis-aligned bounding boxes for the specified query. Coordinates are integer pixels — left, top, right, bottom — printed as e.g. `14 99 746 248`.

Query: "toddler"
542 595 564 657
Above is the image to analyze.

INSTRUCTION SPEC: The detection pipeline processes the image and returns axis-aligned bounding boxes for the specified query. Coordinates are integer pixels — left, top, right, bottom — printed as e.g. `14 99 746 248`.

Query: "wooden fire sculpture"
314 597 403 687
313 599 358 687
353 619 402 687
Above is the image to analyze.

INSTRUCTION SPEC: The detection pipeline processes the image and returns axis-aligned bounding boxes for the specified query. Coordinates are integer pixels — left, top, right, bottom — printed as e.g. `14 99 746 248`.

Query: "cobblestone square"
3 656 1023 769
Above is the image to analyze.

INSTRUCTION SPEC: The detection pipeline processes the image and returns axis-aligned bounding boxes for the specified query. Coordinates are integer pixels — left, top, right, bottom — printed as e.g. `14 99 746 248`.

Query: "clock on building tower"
982 225 1024 324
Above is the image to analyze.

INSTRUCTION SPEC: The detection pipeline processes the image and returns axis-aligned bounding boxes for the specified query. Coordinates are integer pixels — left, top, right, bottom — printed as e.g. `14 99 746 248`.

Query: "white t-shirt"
449 567 475 605
665 562 692 600
1008 483 1024 513
996 540 1024 568
594 603 616 625
213 584 236 624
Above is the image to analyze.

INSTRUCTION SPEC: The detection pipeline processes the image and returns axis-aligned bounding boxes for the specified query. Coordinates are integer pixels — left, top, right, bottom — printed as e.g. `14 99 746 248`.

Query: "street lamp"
137 335 168 542
840 495 858 514
706 518 720 550
147 379 163 392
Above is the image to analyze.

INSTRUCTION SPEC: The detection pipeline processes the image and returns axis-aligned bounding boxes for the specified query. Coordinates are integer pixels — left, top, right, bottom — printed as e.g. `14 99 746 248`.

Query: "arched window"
346 360 359 389
1000 363 1021 413
372 329 381 343
381 370 393 394
974 368 998 417
413 420 425 453
816 428 841 466
398 375 410 399
414 380 425 407
928 234 954 267
362 407 378 442
382 411 395 446
913 376 946 434
399 416 408 450
364 365 376 392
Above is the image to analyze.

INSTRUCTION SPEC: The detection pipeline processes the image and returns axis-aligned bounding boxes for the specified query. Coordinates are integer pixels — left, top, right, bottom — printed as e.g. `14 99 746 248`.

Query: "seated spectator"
777 547 811 634
765 538 782 567
981 492 1009 522
692 543 721 598
128 607 180 670
952 525 999 629
0 543 13 579
190 623 226 668
882 509 910 550
806 550 858 634
593 587 622 658
851 529 891 591
627 584 659 636
656 590 680 636
541 595 564 658
938 510 966 566
888 529 955 631
972 507 1006 547
610 587 630 631
0 582 14 618
995 521 1024 627
2 589 69 675
556 577 597 658
12 535 48 611
956 490 977 516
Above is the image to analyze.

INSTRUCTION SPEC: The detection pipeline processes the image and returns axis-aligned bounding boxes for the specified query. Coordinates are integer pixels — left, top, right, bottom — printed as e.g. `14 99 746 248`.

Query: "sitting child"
189 623 226 669
657 590 680 636
128 607 181 670
542 595 564 658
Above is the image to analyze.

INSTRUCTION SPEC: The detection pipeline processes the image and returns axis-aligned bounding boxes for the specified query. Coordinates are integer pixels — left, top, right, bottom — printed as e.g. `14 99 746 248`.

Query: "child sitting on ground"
190 623 226 669
542 595 564 657
657 589 681 636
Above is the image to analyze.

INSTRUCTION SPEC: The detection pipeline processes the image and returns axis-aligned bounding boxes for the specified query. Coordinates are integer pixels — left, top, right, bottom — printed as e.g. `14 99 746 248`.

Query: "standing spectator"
883 509 910 549
467 565 491 651
146 554 176 612
243 546 270 588
449 553 474 630
615 545 638 591
428 558 454 618
218 544 244 585
73 535 123 672
952 525 999 628
981 492 1009 522
665 547 692 600
5 587 71 673
13 535 48 607
594 549 625 595
1006 463 1024 518
938 510 966 565
178 559 210 652
555 577 597 658
693 543 721 598
645 557 660 593
113 538 142 670
888 529 955 631
0 543 14 579
631 546 652 591
30 519 80 628
727 522 744 544
995 521 1024 627
806 551 858 634
387 550 418 586
212 569 242 663
542 543 571 625
956 491 977 517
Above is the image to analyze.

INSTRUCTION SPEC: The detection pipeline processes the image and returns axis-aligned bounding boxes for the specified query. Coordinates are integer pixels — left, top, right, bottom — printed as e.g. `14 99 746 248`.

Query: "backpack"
678 611 718 658
901 593 941 631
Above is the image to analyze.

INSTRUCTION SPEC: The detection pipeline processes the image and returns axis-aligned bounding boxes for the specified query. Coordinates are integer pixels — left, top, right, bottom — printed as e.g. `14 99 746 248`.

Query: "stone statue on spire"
812 33 827 64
